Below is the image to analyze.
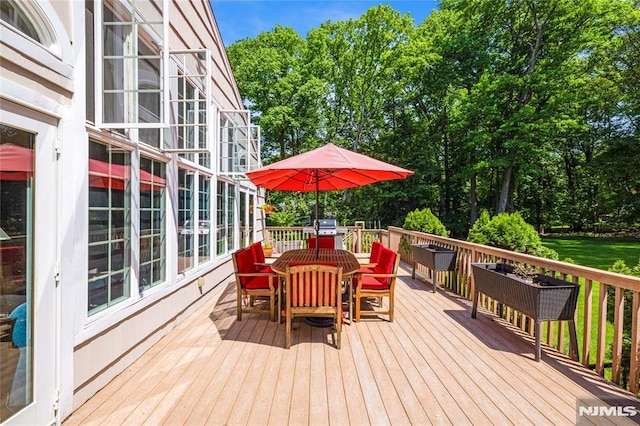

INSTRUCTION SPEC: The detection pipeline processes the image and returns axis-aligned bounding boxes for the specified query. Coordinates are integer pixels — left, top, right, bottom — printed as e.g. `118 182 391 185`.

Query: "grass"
542 236 640 271
541 236 640 368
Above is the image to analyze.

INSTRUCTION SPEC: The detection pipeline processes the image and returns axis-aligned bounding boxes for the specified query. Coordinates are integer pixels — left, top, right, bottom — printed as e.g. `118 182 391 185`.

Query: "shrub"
467 211 558 259
402 208 449 237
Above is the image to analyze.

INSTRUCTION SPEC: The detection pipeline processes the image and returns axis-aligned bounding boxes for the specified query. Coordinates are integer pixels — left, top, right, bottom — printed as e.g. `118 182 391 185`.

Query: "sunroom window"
198 175 211 262
219 110 260 176
216 180 236 256
139 156 166 290
167 50 210 158
88 141 131 315
177 168 194 273
95 0 168 129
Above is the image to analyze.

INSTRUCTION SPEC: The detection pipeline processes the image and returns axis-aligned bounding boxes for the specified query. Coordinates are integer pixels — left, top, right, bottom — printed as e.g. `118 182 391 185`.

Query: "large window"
216 180 236 255
88 141 131 315
97 0 167 129
218 110 260 176
139 157 166 290
174 74 208 164
177 168 194 273
167 50 210 159
198 176 211 262
227 184 236 252
216 181 226 255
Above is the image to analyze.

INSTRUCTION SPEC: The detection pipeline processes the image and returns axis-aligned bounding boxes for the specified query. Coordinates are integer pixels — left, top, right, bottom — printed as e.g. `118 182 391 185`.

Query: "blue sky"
210 1 440 46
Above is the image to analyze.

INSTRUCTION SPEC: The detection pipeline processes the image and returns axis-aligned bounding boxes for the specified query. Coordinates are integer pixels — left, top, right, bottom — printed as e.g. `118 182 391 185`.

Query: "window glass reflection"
178 169 193 273
139 157 165 290
0 125 34 421
88 141 131 315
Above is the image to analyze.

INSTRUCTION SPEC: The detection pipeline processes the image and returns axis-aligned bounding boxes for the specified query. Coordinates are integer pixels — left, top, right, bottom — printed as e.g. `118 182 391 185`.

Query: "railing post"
597 283 608 376
355 228 362 253
613 287 625 384
582 279 593 367
630 291 640 393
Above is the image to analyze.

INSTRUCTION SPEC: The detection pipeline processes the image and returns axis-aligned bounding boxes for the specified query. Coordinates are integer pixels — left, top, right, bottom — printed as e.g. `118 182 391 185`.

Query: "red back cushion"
370 241 383 263
235 248 255 287
319 237 335 248
251 242 265 266
307 237 334 249
373 248 396 284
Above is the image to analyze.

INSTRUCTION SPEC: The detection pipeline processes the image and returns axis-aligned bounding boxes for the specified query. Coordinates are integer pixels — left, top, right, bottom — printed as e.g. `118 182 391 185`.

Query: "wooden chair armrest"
359 262 377 268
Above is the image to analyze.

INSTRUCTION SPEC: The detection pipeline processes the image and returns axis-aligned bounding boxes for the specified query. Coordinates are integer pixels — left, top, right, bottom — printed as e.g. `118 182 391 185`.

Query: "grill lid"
316 219 337 228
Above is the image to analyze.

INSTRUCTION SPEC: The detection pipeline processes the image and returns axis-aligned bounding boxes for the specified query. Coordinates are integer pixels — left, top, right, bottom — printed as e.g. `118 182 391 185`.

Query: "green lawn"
542 236 640 271
541 236 640 367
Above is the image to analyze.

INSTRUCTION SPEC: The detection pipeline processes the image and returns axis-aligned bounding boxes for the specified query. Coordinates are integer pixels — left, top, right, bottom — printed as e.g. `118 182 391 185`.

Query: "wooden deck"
64 263 640 425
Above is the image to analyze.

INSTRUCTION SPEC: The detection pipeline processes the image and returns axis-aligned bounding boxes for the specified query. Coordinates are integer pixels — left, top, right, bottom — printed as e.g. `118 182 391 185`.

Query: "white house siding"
0 1 257 423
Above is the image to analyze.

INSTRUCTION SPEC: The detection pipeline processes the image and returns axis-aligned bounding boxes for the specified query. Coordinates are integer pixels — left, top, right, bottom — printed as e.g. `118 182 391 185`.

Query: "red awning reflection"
88 159 165 190
0 144 33 181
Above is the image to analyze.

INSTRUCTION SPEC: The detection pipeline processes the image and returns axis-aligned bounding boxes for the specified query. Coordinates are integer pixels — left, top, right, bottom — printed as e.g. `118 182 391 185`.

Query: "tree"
226 26 325 160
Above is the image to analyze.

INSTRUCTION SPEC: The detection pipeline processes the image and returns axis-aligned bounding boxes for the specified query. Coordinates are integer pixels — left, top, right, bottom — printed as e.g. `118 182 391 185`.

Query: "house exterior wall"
0 1 258 423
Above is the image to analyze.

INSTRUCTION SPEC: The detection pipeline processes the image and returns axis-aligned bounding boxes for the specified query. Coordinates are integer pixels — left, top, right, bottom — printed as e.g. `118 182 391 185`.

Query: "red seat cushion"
236 248 276 288
244 275 274 289
360 275 389 290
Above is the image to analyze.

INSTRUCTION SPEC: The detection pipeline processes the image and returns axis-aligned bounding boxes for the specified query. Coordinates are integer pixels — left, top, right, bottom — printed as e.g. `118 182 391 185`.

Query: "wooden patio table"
270 249 361 324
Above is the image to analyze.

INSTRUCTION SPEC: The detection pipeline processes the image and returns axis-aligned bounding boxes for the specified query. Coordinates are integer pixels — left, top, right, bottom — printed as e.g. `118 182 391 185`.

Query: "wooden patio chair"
284 264 343 349
353 247 400 322
232 247 278 322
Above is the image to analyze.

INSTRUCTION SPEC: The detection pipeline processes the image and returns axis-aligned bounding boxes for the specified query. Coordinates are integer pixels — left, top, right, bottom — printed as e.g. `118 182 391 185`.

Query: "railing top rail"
390 226 640 291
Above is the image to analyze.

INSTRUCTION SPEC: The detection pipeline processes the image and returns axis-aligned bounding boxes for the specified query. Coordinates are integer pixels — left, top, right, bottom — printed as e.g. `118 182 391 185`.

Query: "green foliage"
468 211 559 259
467 210 491 244
267 193 311 226
402 208 449 236
228 0 640 231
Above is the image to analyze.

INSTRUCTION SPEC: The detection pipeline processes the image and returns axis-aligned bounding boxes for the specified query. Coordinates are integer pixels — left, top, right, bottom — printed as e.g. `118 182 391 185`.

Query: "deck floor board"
64 263 640 425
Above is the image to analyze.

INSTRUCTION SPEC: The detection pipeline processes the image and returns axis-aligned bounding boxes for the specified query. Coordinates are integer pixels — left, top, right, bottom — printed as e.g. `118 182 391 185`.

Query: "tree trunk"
470 174 477 224
497 166 513 213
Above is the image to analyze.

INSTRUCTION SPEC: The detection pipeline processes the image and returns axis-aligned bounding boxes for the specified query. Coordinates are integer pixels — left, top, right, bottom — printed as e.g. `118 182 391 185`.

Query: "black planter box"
471 262 580 361
411 244 457 292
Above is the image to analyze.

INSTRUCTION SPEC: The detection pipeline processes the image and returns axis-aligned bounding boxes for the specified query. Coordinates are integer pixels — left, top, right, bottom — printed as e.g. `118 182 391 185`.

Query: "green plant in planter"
401 208 449 251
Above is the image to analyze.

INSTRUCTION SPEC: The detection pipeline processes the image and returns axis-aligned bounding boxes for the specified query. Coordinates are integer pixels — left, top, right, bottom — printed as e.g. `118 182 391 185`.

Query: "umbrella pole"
315 169 319 259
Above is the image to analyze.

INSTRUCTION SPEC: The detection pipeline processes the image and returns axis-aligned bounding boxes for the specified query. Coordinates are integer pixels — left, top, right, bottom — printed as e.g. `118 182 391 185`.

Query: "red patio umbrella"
246 143 413 256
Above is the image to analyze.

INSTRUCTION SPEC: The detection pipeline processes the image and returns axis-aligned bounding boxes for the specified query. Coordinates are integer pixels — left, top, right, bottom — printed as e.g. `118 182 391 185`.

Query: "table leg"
349 280 353 324
534 320 541 362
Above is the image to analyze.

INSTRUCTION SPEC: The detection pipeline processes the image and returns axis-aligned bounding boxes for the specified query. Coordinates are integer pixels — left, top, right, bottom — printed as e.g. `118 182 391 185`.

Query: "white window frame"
218 109 260 177
94 0 169 129
164 49 212 153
